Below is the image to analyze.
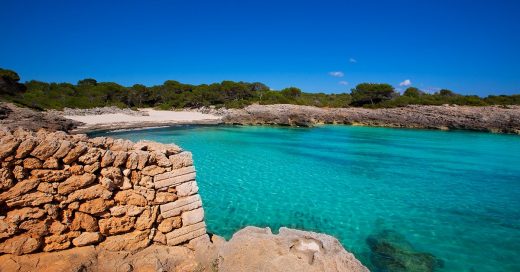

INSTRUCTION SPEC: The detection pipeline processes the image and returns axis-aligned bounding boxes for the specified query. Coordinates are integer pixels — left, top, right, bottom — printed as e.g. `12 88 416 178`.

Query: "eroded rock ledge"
206 104 520 134
0 226 369 272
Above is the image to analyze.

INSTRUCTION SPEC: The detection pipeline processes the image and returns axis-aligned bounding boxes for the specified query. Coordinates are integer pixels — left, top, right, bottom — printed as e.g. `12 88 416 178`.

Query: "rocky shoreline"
2 102 520 134
208 104 520 134
0 125 368 271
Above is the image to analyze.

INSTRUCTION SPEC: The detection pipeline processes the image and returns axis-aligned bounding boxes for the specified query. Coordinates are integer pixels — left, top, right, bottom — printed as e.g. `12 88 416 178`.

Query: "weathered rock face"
0 127 206 256
214 227 369 272
213 104 520 134
0 103 81 132
0 227 369 272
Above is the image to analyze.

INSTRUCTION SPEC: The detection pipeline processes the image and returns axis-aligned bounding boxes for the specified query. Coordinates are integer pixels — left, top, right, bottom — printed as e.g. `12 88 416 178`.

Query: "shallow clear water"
93 125 520 271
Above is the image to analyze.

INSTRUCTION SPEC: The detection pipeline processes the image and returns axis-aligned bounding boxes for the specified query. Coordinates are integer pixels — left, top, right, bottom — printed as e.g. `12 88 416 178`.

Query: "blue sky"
1 0 519 95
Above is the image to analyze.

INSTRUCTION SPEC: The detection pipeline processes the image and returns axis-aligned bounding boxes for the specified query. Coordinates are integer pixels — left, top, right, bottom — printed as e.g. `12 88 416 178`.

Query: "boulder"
62 143 88 164
72 232 102 247
30 139 60 160
0 137 21 160
70 211 99 232
65 184 112 203
15 138 38 159
99 216 135 235
79 198 115 215
157 216 182 233
0 178 40 201
141 165 166 176
5 191 53 207
23 157 42 169
99 229 151 252
114 190 147 206
0 234 42 255
57 173 96 195
30 169 70 183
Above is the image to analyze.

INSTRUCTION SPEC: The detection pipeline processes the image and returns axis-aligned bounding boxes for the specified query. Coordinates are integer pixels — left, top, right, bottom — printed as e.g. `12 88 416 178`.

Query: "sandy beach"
64 108 222 133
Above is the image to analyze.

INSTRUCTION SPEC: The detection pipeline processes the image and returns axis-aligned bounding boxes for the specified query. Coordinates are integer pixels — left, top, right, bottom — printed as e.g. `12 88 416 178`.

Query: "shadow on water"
365 229 444 272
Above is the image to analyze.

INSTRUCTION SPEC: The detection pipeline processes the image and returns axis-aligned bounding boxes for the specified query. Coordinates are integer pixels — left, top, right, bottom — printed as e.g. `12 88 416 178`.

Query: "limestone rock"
67 164 84 175
112 151 128 167
70 211 99 232
99 230 151 252
30 139 60 160
0 246 97 272
0 168 14 190
126 152 138 169
154 191 177 204
49 221 67 234
151 151 172 167
6 207 46 224
216 227 369 272
12 165 27 180
141 165 166 176
114 190 147 206
43 231 80 252
100 150 115 167
0 234 42 255
30 169 70 183
19 218 51 236
157 216 182 233
136 151 149 170
15 138 38 159
182 207 204 226
0 137 21 160
135 207 158 230
0 219 17 239
53 140 73 159
72 232 102 247
169 151 193 169
5 191 53 207
100 167 123 189
177 180 199 197
42 157 59 169
65 184 112 203
62 143 88 164
84 161 100 173
0 178 40 201
57 173 96 195
79 198 115 215
99 216 135 235
77 148 102 165
23 157 42 169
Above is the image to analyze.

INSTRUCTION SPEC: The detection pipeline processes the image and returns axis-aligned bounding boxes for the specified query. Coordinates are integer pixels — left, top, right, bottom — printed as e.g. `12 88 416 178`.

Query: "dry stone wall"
0 127 206 255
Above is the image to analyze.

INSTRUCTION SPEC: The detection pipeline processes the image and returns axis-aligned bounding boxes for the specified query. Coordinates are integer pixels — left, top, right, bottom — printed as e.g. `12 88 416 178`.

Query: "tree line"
1 68 519 110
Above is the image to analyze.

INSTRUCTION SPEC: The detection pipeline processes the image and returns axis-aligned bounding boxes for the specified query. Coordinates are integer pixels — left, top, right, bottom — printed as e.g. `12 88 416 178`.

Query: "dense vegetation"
1 68 519 110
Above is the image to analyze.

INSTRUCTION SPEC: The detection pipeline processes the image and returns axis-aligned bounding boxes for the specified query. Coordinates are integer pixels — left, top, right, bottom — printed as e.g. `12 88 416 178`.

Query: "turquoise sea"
92 125 520 271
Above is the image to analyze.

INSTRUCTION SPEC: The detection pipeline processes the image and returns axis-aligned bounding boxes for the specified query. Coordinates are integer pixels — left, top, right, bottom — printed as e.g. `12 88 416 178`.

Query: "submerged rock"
366 229 443 272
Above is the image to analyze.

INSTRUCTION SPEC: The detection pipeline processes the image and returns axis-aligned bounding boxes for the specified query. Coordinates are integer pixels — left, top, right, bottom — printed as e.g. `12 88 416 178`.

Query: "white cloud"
329 71 344 77
339 81 349 85
349 58 357 63
399 79 412 87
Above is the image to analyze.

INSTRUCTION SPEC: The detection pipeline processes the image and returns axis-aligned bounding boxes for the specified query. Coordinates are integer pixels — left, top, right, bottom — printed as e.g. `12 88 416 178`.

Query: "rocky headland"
206 104 520 134
3 102 520 134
